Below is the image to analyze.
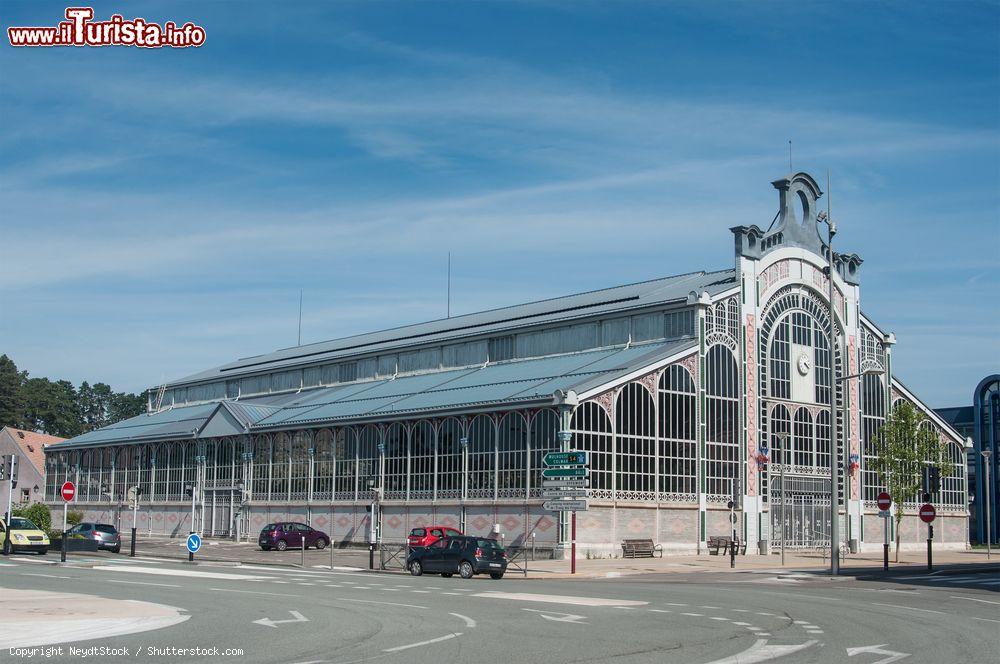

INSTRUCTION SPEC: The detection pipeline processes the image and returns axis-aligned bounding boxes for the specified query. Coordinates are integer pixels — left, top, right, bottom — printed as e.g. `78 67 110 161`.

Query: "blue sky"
1 1 997 407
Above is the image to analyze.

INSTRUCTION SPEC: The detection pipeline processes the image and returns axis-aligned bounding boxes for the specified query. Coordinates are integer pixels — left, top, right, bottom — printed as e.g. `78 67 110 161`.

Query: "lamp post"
983 450 992 559
817 207 840 575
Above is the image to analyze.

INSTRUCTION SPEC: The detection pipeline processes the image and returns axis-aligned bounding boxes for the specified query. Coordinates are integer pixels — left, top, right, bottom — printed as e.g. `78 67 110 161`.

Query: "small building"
937 375 1000 545
0 427 65 507
42 172 969 554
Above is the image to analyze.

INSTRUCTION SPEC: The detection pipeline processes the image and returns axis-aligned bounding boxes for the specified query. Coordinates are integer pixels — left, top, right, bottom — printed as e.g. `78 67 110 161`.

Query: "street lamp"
983 450 992 560
818 204 840 576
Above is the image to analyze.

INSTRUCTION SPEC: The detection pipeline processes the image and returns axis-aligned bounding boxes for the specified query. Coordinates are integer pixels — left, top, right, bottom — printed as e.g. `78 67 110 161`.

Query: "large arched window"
616 382 655 498
437 418 463 498
334 428 357 500
271 433 290 501
384 422 408 499
357 425 380 501
529 409 559 495
793 408 815 468
216 438 234 487
114 447 129 499
570 402 612 497
468 415 496 498
252 435 270 500
410 421 434 499
658 365 697 499
289 431 311 500
942 441 965 507
861 373 887 501
314 429 334 500
706 345 740 497
497 412 527 497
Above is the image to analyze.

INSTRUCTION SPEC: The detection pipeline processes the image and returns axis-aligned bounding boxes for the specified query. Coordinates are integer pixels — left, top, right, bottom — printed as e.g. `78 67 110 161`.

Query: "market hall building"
43 173 969 555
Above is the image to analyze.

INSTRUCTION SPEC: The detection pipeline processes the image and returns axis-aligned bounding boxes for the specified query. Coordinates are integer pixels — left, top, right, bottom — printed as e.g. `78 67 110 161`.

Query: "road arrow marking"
253 611 309 628
846 644 910 663
704 639 818 664
522 608 588 624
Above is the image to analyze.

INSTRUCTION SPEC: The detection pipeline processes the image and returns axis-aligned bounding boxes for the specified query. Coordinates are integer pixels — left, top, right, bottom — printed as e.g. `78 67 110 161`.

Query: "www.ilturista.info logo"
7 7 206 48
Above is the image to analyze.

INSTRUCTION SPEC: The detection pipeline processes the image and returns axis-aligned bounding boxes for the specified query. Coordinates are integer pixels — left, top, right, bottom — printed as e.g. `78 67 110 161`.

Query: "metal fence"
380 543 409 571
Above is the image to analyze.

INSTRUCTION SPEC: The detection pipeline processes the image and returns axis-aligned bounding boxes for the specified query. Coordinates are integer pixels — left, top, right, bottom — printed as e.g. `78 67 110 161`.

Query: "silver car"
66 522 122 553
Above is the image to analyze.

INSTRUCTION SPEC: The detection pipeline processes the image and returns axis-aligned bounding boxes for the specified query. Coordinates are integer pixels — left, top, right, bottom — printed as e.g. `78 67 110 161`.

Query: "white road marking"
21 573 72 579
383 633 461 653
209 588 288 597
253 610 309 628
872 603 944 614
710 617 729 621
665 602 688 606
522 609 588 624
449 612 476 628
971 617 1000 624
441 592 464 596
339 598 427 609
473 592 646 607
755 612 774 616
107 580 181 588
681 612 704 617
649 609 672 613
732 608 751 612
732 622 751 626
845 644 910 663
703 639 818 664
951 595 1000 605
91 565 274 581
411 590 431 594
700 605 721 609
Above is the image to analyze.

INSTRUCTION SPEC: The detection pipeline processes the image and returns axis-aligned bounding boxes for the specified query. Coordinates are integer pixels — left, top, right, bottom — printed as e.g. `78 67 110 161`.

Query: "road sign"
541 488 589 499
919 503 936 523
541 467 588 479
543 499 588 511
186 533 202 553
60 481 76 503
543 451 587 467
541 479 589 488
877 492 892 511
878 510 890 519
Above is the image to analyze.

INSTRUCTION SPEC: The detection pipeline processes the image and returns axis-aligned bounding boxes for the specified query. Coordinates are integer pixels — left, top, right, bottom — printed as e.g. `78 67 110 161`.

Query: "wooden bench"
708 536 747 555
621 538 663 558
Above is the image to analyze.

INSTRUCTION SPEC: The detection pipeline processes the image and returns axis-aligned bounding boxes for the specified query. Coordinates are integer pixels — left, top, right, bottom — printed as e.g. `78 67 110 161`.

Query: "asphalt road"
1 553 997 664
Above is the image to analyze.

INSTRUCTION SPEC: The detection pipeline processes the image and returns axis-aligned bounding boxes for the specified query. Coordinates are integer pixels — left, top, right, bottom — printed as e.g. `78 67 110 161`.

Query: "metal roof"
49 340 695 450
166 269 734 387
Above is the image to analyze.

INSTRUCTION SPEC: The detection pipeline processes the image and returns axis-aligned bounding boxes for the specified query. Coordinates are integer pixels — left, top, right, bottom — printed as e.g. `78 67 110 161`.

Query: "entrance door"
205 490 233 537
770 475 831 549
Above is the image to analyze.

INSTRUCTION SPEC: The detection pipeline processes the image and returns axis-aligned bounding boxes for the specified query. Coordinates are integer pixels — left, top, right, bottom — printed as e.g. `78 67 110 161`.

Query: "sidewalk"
518 548 1000 579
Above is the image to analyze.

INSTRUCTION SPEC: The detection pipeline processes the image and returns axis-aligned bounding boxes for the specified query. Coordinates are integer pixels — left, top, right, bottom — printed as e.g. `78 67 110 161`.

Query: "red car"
408 525 463 548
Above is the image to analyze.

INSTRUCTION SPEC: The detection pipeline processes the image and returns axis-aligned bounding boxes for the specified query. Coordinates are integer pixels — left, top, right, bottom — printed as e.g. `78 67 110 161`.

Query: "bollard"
301 536 305 568
883 542 889 572
369 542 375 570
130 527 136 557
927 525 933 572
330 536 335 571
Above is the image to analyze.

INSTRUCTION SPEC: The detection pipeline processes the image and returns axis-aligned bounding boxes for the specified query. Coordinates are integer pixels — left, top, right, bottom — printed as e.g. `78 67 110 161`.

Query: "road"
1 553 997 664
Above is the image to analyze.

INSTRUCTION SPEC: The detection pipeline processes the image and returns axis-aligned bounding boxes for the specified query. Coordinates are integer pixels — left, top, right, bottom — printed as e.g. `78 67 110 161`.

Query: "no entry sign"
877 491 892 511
60 481 76 502
919 503 936 523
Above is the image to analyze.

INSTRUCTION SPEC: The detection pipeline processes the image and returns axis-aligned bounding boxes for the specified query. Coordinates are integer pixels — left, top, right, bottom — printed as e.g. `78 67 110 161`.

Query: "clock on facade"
797 352 812 376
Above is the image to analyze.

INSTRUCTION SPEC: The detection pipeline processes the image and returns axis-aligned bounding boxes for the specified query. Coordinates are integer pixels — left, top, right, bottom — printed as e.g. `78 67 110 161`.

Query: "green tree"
0 354 28 428
22 378 82 438
871 401 951 561
12 502 52 533
110 390 146 423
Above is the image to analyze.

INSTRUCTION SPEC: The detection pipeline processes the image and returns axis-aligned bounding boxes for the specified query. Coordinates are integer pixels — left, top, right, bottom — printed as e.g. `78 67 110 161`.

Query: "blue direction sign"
543 451 587 467
186 533 202 554
541 467 588 479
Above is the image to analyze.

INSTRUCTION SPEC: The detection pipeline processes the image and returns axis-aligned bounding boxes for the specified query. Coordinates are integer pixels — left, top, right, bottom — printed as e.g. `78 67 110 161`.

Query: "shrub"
67 509 84 527
12 502 51 533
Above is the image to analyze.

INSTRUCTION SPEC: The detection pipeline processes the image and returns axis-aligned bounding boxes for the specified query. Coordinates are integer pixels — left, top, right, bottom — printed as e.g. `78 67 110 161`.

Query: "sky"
0 0 997 408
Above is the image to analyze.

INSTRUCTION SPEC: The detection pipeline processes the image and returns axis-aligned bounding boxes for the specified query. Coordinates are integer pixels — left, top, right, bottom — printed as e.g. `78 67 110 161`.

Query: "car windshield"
475 539 503 550
10 518 37 530
95 524 117 533
262 525 278 531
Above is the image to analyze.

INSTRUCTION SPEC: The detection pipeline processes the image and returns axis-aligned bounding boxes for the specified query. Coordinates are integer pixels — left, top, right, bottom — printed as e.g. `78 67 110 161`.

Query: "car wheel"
459 561 474 579
442 573 454 578
260 545 270 551
276 540 288 551
38 549 48 556
490 572 504 580
111 546 121 554
409 560 423 576
315 538 328 550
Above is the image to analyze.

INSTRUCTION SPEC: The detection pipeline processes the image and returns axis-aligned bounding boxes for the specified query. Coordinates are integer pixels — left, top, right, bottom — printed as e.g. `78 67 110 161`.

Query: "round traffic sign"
876 491 892 511
186 533 202 553
919 503 936 523
60 481 76 502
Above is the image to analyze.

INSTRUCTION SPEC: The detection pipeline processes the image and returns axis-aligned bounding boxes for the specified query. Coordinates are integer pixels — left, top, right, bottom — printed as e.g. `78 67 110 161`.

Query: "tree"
22 378 82 438
871 401 951 561
0 354 27 428
12 502 52 534
110 390 146 423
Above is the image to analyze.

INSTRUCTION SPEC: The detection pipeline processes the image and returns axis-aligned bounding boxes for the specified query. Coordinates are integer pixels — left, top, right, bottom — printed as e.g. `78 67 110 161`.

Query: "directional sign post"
543 499 588 512
541 467 588 479
186 532 201 562
543 451 587 467
60 481 75 563
541 488 589 499
920 503 936 572
876 492 892 511
540 478 589 488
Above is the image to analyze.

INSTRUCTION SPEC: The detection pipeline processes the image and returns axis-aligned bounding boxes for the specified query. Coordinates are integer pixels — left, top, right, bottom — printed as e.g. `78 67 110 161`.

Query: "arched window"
357 425 380 501
384 422 408 499
252 435 270 500
216 439 234 487
114 447 129 499
658 365 697 499
616 382 655 498
706 345 740 497
437 418 463 498
204 440 218 488
529 409 558 495
793 408 815 468
816 410 831 471
410 421 434 499
314 429 334 500
570 402 612 496
770 404 791 465
942 441 965 507
468 415 496 498
497 412 527 497
271 433 290 501
861 374 887 501
334 428 357 500
289 431 311 500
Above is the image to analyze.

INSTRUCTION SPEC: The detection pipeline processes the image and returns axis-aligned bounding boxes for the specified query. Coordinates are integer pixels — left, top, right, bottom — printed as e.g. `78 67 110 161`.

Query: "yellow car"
0 516 50 555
